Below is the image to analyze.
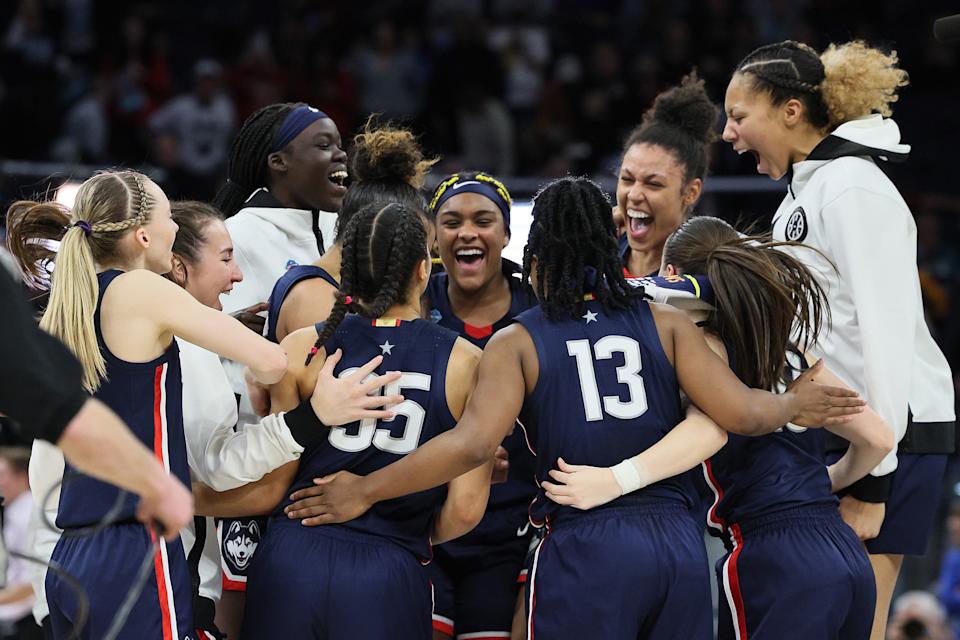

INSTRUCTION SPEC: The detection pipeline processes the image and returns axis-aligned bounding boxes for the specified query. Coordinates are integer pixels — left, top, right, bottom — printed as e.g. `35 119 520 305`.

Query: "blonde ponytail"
40 225 105 391
820 41 909 126
5 170 157 392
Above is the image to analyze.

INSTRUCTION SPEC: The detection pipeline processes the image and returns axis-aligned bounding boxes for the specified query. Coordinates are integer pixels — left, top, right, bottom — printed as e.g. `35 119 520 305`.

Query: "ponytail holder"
73 220 92 237
309 346 319 356
343 295 353 305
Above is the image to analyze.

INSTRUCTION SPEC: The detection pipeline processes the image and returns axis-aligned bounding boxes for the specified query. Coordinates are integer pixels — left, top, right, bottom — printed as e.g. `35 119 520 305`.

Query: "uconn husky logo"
223 520 260 571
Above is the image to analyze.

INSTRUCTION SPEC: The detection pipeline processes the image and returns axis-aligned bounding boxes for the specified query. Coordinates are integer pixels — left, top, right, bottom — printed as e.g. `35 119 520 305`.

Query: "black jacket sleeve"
0 268 88 443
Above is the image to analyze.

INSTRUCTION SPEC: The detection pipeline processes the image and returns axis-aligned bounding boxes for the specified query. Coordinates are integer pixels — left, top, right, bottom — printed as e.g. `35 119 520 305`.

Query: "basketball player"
267 119 436 342
721 40 955 638
6 171 287 639
276 177 865 638
425 171 536 640
544 216 893 639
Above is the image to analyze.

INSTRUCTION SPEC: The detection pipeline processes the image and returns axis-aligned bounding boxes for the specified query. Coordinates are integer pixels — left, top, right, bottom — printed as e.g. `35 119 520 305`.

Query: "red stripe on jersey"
153 367 165 465
728 524 749 639
703 459 727 531
151 530 175 640
464 323 493 340
432 618 454 636
221 570 247 591
371 317 403 327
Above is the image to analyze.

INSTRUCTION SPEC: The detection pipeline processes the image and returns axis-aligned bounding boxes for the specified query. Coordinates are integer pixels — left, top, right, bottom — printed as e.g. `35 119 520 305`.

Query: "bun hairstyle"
334 118 437 243
735 40 909 130
663 216 832 391
6 170 158 391
623 71 720 184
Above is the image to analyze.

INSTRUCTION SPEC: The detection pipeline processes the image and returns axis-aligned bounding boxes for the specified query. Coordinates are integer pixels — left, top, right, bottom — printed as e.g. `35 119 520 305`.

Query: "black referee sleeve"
0 268 88 443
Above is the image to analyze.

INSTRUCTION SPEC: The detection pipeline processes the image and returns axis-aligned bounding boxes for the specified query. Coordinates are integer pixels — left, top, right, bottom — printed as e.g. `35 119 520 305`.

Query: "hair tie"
343 295 353 305
73 220 92 237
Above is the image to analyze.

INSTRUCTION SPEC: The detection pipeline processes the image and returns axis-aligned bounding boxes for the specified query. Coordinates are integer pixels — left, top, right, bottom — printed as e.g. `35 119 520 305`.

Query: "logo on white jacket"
785 206 808 242
223 520 260 571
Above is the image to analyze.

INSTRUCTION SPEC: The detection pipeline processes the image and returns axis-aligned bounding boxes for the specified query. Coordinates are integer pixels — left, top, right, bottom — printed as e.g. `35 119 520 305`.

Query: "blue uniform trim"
266 264 339 342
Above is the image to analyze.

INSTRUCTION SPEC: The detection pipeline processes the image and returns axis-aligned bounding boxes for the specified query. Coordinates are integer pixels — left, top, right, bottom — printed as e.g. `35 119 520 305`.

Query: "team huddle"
4 38 955 640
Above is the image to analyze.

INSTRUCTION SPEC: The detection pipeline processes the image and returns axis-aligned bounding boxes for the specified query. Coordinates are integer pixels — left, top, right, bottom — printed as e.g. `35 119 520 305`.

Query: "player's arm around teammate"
281 181 865 527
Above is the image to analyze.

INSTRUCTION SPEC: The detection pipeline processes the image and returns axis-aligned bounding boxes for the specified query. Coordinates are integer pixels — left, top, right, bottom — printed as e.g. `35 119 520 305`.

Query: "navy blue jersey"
516 295 688 526
618 235 657 278
426 259 537 530
425 260 534 347
702 350 837 535
274 314 460 561
265 264 339 343
57 270 190 529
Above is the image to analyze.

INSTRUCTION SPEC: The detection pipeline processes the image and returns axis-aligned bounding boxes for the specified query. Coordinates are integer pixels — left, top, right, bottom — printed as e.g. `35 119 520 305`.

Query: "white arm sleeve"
180 341 303 492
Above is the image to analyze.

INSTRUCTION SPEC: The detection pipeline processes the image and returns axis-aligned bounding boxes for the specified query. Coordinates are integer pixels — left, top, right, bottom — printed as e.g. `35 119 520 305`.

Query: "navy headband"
430 173 512 231
269 105 328 153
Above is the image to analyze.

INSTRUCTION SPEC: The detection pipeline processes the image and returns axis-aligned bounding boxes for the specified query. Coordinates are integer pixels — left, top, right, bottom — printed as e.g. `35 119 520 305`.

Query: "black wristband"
845 471 893 504
283 399 331 449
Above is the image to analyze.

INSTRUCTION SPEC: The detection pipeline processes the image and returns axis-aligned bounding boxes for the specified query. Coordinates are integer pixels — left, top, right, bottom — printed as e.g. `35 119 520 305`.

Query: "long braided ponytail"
305 202 429 365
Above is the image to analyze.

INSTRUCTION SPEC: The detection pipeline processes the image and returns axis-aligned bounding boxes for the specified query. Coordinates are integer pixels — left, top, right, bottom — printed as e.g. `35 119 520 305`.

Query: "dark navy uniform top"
265 264 339 343
425 260 537 548
57 270 190 528
273 314 460 561
515 293 688 527
702 349 836 536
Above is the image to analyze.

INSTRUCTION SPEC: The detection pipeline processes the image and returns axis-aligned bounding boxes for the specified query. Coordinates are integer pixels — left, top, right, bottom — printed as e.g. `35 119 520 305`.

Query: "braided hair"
305 202 429 365
212 102 300 217
734 41 832 130
5 170 160 390
523 177 635 321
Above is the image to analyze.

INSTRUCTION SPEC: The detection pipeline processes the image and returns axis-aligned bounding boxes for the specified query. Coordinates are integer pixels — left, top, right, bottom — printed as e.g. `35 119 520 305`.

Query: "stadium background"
0 0 958 633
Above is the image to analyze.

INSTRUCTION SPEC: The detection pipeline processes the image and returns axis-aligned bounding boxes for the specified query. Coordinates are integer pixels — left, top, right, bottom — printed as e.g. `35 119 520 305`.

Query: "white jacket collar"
788 115 910 196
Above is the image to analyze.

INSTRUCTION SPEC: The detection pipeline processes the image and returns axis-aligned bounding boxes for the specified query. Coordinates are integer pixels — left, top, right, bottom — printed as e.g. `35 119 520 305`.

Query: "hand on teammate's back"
541 457 621 510
284 470 371 526
231 301 269 334
310 350 404 426
837 495 885 541
785 359 866 427
491 445 510 484
136 472 194 540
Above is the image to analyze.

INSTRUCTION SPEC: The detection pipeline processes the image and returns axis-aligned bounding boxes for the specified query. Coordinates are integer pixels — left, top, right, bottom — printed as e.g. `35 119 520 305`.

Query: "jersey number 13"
567 336 648 421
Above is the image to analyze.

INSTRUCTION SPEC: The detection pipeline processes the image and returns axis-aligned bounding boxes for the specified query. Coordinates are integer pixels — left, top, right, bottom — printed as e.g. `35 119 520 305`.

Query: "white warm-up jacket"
770 115 954 494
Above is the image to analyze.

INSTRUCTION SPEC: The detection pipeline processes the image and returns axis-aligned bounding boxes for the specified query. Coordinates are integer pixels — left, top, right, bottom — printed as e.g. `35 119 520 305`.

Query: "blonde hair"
6 170 157 391
735 39 909 130
820 41 909 125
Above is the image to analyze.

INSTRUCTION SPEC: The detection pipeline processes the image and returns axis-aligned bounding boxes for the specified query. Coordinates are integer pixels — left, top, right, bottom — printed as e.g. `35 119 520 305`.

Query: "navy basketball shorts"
216 516 268 592
429 529 528 638
827 451 948 555
46 523 194 640
716 505 875 640
241 520 432 639
525 503 712 640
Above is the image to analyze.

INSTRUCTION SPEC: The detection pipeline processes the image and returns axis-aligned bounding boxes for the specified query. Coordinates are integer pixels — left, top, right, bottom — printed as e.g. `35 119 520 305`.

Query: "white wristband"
611 458 647 495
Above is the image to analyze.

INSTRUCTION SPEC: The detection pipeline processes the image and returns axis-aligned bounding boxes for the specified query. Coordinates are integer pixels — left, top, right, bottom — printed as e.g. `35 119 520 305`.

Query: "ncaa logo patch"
785 207 808 242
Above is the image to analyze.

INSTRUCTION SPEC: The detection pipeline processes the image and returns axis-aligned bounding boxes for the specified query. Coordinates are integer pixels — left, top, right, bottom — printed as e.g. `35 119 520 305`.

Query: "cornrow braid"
735 41 831 130
305 202 429 365
212 103 300 217
523 177 636 321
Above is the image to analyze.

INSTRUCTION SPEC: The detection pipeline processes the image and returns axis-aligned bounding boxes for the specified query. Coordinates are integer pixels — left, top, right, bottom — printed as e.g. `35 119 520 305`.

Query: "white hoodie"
771 115 955 486
221 188 338 421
